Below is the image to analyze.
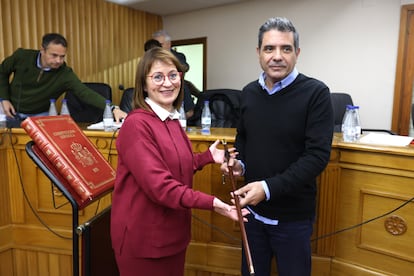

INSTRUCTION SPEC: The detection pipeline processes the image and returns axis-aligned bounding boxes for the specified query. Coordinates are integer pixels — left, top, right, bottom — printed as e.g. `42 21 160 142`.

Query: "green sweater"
0 48 106 114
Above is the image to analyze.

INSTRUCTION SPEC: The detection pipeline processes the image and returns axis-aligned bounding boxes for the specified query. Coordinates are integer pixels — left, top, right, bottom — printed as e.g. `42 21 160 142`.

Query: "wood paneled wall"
0 0 162 105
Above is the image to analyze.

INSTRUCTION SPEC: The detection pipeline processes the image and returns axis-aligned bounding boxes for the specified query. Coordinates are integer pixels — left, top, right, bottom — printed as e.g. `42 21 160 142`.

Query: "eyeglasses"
147 71 182 85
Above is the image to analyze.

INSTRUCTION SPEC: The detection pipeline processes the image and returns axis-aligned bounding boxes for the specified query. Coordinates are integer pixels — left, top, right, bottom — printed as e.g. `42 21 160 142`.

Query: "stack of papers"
87 121 123 130
359 132 414 147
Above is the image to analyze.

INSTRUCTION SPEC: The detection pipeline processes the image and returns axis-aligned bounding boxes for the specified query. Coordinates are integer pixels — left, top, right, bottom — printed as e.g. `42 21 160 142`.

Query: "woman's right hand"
213 198 249 222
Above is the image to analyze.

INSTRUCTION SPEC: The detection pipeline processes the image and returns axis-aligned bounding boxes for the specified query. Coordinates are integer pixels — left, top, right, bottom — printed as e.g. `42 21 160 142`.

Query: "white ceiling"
105 0 253 16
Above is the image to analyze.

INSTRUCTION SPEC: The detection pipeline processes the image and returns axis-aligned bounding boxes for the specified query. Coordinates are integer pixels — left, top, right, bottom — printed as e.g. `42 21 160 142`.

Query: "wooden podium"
25 141 118 276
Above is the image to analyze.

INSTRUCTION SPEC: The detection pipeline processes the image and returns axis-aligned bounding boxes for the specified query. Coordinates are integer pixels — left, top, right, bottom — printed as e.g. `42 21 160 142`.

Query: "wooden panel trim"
392 4 414 135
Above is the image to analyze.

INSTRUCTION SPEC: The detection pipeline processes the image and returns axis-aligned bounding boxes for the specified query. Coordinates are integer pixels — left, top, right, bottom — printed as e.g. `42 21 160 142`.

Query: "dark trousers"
115 249 186 276
241 214 313 276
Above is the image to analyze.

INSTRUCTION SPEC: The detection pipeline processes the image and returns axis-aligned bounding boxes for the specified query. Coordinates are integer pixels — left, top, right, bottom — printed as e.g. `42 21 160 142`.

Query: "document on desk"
359 133 414 147
87 121 123 130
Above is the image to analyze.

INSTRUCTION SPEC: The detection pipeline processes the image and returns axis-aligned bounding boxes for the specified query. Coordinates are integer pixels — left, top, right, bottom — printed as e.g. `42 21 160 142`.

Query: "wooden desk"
1 128 414 275
328 135 414 275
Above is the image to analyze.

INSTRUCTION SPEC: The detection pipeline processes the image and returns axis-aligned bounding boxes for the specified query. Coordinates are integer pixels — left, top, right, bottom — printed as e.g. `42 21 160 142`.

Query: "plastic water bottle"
201 100 211 135
0 98 6 129
103 100 114 131
354 106 361 137
60 99 70 115
48 99 58 116
179 104 187 131
341 105 361 142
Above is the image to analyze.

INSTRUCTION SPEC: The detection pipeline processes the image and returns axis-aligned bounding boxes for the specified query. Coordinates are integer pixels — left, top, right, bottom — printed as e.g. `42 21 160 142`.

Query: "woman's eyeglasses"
147 71 182 85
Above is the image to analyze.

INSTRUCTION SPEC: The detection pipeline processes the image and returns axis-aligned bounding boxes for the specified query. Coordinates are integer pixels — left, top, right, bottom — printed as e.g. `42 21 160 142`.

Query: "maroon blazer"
111 109 215 258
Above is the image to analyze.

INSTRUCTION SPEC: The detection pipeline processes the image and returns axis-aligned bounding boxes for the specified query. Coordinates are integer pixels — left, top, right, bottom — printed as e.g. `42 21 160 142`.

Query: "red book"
22 115 115 207
30 143 91 209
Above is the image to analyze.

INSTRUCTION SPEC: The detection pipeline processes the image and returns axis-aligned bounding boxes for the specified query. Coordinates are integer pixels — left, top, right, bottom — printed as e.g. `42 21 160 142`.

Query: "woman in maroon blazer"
111 47 246 276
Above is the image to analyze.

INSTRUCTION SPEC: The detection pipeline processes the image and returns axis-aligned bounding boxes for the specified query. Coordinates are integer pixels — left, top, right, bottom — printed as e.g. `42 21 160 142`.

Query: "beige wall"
164 0 411 131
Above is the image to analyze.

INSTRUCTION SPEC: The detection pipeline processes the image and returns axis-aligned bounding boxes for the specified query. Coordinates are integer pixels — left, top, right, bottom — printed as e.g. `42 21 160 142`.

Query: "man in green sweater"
0 33 126 126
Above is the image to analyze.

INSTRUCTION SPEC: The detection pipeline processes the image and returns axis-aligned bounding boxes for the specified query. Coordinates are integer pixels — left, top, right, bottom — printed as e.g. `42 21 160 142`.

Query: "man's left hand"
233 181 266 207
113 108 127 123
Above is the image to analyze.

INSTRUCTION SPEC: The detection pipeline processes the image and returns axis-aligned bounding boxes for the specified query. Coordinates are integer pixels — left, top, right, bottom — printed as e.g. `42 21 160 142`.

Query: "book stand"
25 141 117 276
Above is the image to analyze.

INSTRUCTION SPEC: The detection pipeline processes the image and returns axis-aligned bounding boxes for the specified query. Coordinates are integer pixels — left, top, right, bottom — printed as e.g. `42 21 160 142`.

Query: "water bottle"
103 100 114 131
201 100 211 135
0 98 6 129
341 105 361 142
179 103 187 131
60 99 70 115
354 106 361 136
48 99 58 116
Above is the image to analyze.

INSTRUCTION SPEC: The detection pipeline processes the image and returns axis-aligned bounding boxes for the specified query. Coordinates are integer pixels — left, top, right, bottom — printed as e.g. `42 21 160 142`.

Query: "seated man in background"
0 33 127 126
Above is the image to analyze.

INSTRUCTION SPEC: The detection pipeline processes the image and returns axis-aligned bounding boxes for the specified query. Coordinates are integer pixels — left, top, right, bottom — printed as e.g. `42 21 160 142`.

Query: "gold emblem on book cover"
70 142 98 167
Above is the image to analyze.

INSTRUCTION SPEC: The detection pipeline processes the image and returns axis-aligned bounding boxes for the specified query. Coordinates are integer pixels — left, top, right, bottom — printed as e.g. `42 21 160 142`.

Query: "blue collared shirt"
258 67 298 95
36 53 51 71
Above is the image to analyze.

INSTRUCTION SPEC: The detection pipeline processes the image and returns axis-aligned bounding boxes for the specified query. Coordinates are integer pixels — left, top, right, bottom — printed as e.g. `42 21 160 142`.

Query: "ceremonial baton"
222 139 255 275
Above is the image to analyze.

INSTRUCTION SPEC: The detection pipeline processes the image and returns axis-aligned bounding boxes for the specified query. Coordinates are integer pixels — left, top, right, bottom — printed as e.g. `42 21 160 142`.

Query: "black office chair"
119 87 134 113
330 92 395 135
187 89 241 128
330 92 353 132
65 82 112 123
412 103 414 129
209 93 239 128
